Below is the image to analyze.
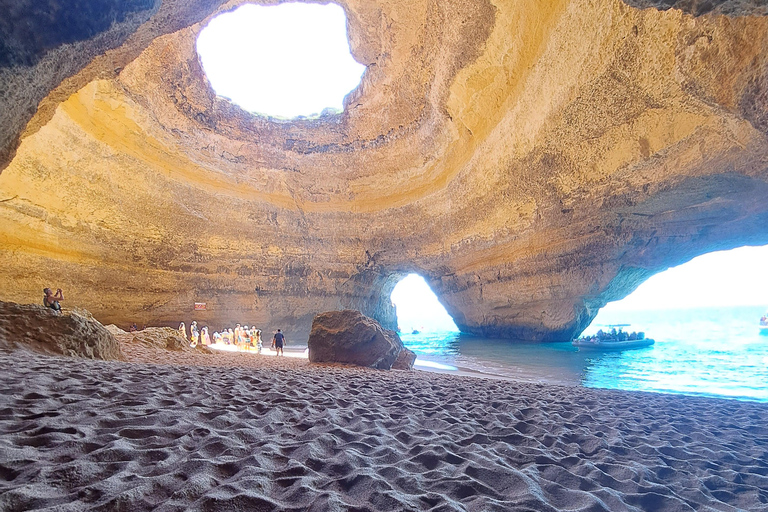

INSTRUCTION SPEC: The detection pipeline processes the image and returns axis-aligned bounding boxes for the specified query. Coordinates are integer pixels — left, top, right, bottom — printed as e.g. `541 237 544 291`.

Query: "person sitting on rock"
43 288 64 314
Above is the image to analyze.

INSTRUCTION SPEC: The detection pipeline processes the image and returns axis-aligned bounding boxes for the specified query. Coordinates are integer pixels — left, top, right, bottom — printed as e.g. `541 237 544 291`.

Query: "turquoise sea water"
401 305 768 402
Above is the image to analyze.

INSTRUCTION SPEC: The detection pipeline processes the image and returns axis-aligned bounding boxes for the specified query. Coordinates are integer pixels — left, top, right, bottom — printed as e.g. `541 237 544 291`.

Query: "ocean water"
401 305 768 402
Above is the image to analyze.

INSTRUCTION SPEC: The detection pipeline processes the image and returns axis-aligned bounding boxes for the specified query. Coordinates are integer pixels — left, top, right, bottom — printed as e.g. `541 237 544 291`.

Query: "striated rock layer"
2 0 768 341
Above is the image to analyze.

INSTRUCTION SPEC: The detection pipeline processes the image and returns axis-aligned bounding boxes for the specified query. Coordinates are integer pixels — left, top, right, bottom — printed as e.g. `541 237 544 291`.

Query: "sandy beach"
1 343 767 512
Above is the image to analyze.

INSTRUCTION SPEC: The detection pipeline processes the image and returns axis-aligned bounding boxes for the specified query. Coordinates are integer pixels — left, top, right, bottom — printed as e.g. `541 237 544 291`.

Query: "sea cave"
2 0 768 343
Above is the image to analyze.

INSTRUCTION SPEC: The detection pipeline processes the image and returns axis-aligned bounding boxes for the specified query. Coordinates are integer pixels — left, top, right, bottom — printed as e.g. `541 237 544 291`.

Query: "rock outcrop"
0 300 123 360
624 0 768 16
117 327 199 352
308 310 407 369
392 346 417 371
2 1 768 342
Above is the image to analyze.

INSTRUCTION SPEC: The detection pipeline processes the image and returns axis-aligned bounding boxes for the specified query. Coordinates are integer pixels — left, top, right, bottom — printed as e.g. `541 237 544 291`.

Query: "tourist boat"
760 314 768 335
572 337 655 350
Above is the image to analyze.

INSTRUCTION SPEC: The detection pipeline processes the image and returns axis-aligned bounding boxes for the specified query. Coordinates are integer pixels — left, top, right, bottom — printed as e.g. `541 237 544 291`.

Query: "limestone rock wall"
624 0 768 16
1 0 768 341
0 0 228 170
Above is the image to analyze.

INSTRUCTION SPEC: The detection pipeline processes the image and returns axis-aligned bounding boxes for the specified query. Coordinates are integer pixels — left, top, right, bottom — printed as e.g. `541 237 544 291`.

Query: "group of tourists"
178 321 287 355
583 328 646 343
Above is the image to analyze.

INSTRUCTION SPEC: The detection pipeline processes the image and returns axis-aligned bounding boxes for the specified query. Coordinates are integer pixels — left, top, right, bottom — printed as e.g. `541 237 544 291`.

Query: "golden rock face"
2 0 768 340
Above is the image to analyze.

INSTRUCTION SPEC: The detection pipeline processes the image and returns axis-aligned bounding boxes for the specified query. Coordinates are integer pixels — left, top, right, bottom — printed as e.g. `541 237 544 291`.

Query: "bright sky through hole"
392 246 768 335
603 245 768 311
196 3 366 118
391 274 459 333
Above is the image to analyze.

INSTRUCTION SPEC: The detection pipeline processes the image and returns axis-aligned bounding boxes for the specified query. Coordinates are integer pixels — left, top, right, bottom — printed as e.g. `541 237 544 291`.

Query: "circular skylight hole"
196 2 366 119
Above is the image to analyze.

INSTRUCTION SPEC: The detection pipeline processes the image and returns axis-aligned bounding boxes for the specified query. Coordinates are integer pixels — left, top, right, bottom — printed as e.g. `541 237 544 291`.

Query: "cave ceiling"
1 0 768 341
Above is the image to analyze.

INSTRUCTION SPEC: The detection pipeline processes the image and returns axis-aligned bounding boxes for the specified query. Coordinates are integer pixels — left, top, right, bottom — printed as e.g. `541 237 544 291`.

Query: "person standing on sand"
243 326 252 350
43 288 64 313
190 321 199 347
273 329 286 356
178 322 186 340
255 329 262 353
234 324 242 349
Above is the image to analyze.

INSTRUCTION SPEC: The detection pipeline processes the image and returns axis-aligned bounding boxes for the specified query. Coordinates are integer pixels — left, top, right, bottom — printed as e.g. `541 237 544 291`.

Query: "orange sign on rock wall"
194 303 206 311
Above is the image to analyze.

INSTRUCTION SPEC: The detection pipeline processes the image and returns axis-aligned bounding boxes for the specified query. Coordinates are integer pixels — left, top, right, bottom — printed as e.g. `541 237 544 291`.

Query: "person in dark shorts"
272 329 286 356
43 288 64 314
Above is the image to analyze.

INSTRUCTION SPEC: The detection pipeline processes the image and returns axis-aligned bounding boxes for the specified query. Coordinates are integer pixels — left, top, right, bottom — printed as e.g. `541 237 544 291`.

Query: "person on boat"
43 288 64 314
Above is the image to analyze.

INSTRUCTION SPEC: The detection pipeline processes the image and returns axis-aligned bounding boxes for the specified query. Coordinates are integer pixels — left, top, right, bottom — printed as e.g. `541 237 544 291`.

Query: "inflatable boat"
572 338 655 350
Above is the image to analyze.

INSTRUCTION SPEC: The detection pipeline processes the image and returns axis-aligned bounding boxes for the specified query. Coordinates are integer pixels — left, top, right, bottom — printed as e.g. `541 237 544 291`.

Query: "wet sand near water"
1 343 767 511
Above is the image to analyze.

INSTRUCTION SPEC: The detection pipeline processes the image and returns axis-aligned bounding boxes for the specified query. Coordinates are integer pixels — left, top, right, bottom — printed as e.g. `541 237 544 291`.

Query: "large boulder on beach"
308 310 412 370
392 346 417 370
0 300 123 360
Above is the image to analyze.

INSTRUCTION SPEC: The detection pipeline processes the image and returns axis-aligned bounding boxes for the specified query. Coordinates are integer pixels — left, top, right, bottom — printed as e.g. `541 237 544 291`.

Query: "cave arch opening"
195 2 366 119
585 244 768 336
390 274 459 334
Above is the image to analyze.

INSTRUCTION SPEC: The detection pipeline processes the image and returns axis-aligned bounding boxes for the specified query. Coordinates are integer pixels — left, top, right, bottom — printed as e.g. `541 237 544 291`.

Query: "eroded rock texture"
624 0 768 16
308 310 406 369
0 300 123 360
2 0 768 341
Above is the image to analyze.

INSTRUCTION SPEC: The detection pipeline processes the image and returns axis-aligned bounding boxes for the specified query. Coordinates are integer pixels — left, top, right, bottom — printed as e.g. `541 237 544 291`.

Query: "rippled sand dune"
1 346 767 511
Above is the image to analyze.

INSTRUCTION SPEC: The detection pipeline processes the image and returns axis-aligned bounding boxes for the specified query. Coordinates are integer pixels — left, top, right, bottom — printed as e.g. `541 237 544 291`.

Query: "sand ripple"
1 348 767 511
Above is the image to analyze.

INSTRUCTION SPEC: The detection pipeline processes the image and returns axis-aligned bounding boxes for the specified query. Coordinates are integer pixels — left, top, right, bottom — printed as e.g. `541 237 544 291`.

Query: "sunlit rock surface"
2 0 768 341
